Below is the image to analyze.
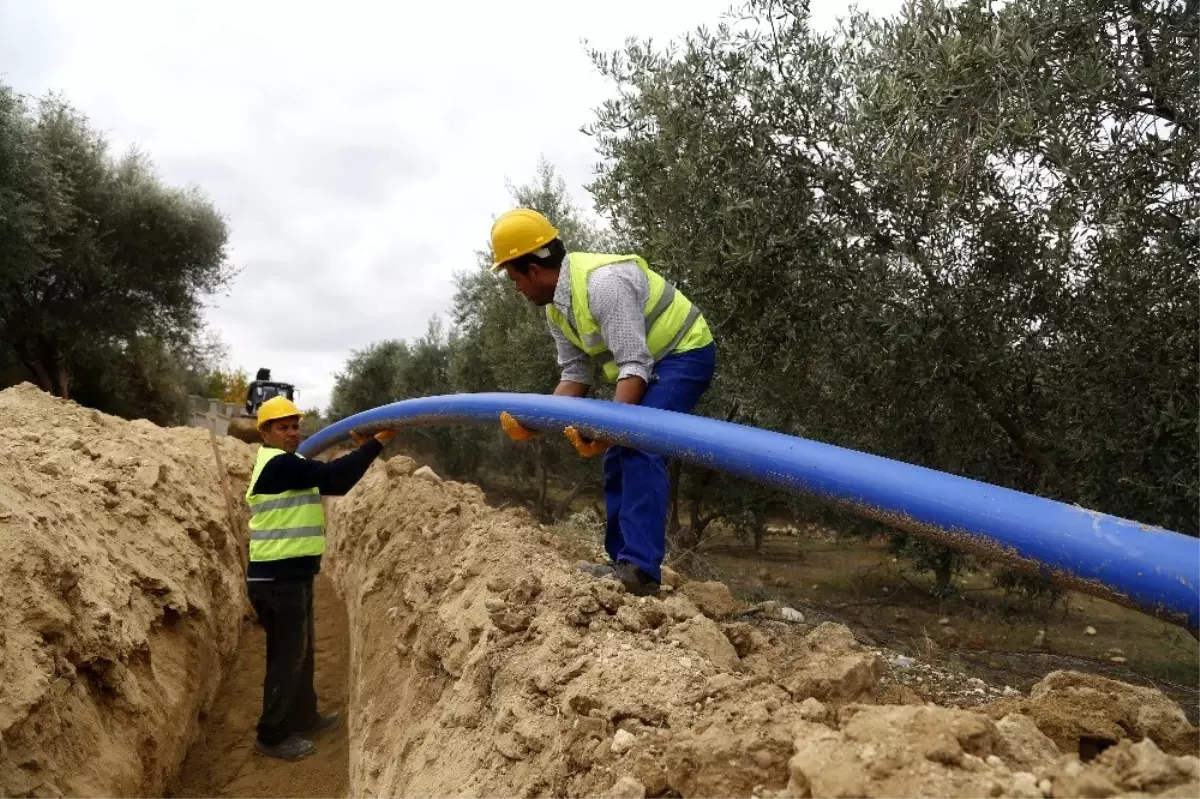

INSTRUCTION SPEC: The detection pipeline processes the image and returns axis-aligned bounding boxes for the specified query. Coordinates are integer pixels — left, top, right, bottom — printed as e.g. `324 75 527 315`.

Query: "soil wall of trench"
0 384 256 797
327 457 1200 799
2 380 1198 799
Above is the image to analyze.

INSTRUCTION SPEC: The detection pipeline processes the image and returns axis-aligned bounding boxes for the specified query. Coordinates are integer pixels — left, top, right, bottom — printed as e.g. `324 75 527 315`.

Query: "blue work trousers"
603 343 716 582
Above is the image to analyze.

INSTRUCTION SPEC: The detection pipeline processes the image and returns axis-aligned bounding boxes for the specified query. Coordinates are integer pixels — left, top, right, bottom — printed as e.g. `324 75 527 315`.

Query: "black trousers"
248 577 320 745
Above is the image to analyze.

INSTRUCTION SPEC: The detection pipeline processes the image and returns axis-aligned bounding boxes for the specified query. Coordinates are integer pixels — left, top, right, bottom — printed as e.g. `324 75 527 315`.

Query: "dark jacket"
246 439 383 580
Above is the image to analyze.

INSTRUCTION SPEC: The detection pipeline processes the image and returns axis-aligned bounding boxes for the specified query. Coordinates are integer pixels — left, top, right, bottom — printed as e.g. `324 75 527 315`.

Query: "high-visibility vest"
545 252 713 383
244 447 325 562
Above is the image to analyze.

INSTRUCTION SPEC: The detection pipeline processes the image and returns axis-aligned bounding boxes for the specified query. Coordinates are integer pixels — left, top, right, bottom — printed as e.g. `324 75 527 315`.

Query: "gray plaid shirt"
548 253 653 385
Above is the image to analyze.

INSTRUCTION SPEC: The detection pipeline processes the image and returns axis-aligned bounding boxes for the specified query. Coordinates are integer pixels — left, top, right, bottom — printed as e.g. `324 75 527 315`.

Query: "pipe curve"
299 392 1199 630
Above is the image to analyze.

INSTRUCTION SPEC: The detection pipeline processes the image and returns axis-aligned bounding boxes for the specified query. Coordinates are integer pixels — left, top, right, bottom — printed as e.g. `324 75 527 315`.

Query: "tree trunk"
688 496 705 541
668 466 701 553
15 336 71 399
553 482 584 521
963 373 1077 502
533 442 550 522
669 522 700 555
687 470 716 527
22 357 55 394
933 555 954 592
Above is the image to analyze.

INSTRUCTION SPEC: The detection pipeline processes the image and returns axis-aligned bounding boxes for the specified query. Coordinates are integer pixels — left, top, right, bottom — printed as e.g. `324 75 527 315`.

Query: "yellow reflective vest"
545 252 713 383
245 447 325 562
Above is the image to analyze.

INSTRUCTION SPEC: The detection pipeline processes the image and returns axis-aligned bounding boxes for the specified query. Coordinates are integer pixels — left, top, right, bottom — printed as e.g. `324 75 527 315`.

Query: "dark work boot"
578 561 615 578
607 561 661 597
255 735 315 761
300 711 343 736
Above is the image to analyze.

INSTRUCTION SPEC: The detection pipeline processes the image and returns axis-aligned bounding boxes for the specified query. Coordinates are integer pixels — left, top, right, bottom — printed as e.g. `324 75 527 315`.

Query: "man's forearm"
251 439 382 496
318 439 383 495
613 376 647 405
554 380 589 398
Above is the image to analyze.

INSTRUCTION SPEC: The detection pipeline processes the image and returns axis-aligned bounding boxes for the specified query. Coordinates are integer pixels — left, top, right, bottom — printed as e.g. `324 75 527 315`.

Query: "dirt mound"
327 459 1200 798
0 383 255 797
226 416 262 444
981 670 1199 757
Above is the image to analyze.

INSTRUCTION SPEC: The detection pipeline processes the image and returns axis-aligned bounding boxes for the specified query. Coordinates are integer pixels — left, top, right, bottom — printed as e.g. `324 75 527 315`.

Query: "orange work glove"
564 426 610 458
351 428 396 446
500 411 538 442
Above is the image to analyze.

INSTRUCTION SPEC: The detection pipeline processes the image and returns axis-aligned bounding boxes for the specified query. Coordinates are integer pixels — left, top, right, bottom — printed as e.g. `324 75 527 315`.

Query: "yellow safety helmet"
256 396 304 429
490 208 559 271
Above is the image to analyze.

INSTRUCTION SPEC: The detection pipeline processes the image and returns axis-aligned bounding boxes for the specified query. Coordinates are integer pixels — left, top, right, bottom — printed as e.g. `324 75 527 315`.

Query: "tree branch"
1128 0 1195 133
962 372 1077 501
1134 101 1176 122
553 482 585 521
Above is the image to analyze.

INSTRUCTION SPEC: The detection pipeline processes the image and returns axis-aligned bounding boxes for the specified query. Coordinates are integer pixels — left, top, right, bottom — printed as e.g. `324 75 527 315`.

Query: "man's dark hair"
506 238 566 274
256 368 271 381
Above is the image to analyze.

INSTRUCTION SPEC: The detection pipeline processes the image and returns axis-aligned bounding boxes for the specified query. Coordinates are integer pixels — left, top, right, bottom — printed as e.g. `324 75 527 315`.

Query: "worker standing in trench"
245 396 395 760
492 209 716 597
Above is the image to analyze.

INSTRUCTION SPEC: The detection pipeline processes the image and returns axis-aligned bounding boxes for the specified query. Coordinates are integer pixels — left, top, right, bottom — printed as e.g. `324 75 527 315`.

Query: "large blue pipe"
299 393 1199 630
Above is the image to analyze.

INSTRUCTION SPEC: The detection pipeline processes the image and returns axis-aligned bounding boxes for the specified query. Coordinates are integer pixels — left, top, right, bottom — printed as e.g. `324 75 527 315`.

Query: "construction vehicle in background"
226 368 298 443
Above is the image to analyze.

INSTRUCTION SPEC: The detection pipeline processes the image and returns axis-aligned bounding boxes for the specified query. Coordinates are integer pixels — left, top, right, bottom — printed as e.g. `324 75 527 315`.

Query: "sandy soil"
0 383 254 797
3 381 1197 799
325 457 1200 799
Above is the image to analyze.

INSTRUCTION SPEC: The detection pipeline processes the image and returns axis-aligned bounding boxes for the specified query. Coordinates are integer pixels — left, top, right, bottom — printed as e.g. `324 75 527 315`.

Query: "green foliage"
328 162 619 517
300 407 325 439
329 339 413 419
200 367 249 404
66 335 192 425
579 0 1198 586
890 534 964 597
332 0 1194 589
992 567 1067 616
0 84 233 421
450 159 612 395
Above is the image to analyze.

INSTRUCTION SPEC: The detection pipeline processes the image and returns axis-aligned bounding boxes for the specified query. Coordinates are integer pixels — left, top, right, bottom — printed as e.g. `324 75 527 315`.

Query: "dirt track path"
167 575 350 798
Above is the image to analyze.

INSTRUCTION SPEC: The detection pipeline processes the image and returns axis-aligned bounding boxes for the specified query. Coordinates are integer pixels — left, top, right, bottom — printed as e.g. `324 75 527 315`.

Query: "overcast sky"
1 0 892 413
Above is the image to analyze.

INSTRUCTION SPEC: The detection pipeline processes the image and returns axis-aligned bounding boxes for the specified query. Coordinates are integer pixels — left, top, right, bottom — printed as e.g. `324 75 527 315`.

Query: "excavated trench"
2 382 1198 799
166 575 350 798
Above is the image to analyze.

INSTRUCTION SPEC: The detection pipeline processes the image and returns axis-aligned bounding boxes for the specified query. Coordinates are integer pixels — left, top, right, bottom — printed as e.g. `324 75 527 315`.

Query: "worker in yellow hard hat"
492 208 716 597
244 396 395 760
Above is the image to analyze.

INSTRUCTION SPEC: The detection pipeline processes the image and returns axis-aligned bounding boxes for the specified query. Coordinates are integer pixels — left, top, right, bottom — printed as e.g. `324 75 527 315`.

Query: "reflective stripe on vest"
244 447 326 561
546 252 714 383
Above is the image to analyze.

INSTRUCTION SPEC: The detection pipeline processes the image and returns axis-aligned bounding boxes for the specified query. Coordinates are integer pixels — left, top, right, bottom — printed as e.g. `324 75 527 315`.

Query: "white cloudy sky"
1 0 891 413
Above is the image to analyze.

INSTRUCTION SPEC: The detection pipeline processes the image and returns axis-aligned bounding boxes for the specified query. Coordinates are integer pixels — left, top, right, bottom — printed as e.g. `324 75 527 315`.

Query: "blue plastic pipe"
299 393 1200 630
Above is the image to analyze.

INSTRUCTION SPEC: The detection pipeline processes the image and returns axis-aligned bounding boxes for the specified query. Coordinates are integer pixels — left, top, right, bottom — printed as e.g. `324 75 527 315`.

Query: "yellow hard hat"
490 208 559 271
256 396 303 429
